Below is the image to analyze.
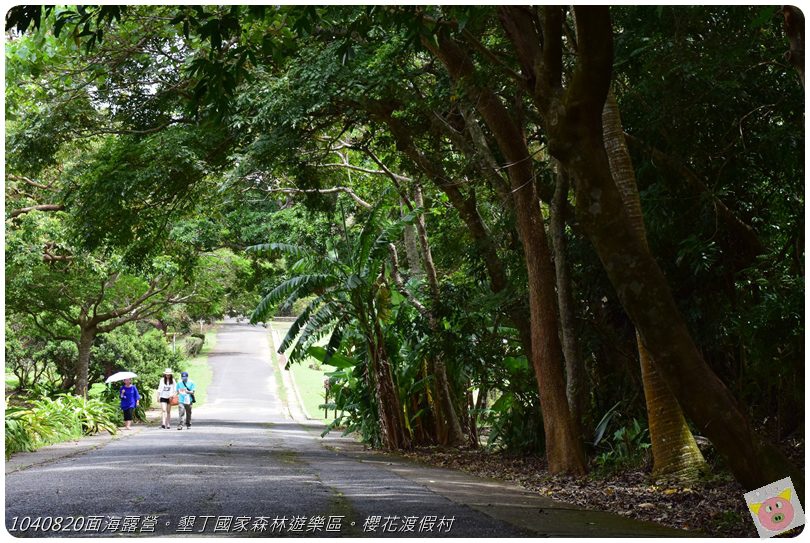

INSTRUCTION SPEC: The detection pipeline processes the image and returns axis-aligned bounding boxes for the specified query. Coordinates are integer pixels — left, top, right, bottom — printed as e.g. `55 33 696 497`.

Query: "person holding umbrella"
119 378 141 430
105 371 140 430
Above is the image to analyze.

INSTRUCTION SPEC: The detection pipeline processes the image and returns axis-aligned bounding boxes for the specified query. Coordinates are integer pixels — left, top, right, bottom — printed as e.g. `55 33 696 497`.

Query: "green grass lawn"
290 361 338 423
269 321 338 424
176 328 217 406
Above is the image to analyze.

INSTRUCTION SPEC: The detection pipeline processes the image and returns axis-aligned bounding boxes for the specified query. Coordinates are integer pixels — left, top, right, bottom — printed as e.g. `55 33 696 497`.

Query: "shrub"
593 418 652 473
92 324 182 408
481 390 545 454
5 394 121 459
56 394 120 435
5 408 38 457
6 324 70 392
184 337 203 357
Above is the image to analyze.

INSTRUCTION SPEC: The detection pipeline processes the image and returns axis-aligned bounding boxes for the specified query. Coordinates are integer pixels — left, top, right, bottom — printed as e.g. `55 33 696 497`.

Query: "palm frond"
353 198 388 272
288 302 342 364
323 317 348 364
371 207 424 260
250 274 335 323
277 296 324 354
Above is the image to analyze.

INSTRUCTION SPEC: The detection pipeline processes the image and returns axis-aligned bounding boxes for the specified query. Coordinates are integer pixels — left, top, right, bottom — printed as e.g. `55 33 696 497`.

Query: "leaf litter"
400 447 764 537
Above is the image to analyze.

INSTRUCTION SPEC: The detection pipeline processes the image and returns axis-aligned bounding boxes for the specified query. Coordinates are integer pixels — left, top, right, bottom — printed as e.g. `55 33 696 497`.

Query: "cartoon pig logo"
750 488 795 532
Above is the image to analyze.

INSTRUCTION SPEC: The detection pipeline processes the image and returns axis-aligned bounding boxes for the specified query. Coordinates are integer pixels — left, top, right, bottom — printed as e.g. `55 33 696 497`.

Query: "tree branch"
459 28 527 89
564 6 613 129
315 161 412 182
260 186 371 209
9 204 65 218
782 5 805 87
8 174 52 190
92 273 119 319
623 132 765 260
21 310 78 343
96 292 193 333
91 277 170 324
388 243 435 327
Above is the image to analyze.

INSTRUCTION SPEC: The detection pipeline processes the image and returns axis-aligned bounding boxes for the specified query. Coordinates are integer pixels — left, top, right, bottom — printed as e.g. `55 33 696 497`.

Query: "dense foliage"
5 6 803 494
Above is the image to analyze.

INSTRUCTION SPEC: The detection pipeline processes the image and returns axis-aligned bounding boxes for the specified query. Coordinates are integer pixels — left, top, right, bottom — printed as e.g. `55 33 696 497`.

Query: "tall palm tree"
602 90 708 481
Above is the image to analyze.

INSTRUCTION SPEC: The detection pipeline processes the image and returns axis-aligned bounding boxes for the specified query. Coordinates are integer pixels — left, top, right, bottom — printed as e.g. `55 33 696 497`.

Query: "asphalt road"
5 321 531 538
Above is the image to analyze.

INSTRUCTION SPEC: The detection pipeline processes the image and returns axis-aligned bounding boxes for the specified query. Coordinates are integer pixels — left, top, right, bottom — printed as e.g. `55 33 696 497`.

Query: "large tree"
486 5 801 491
6 5 802 491
5 210 194 396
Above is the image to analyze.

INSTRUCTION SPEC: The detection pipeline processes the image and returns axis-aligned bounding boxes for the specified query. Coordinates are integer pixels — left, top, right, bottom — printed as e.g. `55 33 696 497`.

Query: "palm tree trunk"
602 90 708 481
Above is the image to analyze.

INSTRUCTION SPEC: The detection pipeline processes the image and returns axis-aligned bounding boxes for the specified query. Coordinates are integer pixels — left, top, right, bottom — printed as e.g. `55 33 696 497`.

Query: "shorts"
159 397 170 403
122 408 134 421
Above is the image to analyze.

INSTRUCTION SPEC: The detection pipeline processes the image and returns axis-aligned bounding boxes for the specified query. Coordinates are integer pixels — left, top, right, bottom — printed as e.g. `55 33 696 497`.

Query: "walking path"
5 320 692 537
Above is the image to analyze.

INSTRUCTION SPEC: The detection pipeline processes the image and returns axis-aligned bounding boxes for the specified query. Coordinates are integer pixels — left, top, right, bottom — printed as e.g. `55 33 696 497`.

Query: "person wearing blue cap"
175 371 196 430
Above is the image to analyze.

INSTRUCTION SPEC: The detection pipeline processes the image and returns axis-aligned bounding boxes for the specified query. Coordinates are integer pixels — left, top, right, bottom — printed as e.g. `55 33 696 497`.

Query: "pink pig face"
756 495 795 531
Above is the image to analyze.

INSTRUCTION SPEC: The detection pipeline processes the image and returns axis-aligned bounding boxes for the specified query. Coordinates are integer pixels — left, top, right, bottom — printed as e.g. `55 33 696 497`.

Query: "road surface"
5 320 688 538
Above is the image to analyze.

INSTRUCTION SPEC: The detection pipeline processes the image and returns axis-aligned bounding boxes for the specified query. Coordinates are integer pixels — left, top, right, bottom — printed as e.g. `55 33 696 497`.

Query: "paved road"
5 321 530 537
6 320 690 538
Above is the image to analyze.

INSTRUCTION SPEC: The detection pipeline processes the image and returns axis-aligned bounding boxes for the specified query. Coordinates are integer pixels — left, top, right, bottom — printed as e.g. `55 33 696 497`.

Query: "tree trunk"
393 183 467 448
412 184 466 447
569 138 802 492
465 385 479 448
411 185 440 300
410 359 437 446
393 195 439 445
550 164 588 441
75 326 97 397
639 340 708 480
427 33 586 475
602 91 708 482
493 3 801 494
430 357 465 446
402 203 424 278
373 108 534 357
370 319 411 450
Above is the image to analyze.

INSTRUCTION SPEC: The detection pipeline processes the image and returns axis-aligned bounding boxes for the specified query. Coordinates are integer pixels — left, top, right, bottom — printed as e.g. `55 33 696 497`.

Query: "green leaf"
250 274 335 323
308 346 357 369
750 6 776 29
490 392 514 413
503 356 528 374
593 401 622 447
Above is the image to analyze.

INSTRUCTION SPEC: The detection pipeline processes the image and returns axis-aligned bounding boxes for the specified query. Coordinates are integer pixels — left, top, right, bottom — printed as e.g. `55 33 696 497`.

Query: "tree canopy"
5 5 804 501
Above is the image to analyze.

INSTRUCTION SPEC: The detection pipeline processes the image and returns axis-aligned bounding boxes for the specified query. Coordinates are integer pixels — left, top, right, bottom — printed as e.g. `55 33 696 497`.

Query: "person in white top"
156 368 177 429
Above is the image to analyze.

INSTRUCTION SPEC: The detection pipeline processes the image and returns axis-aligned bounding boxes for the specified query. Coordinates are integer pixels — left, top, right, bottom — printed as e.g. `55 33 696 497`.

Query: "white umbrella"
105 371 138 384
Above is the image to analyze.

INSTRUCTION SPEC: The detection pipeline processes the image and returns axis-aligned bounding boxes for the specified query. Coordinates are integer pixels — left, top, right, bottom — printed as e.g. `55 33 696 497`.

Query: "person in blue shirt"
119 378 141 430
176 371 196 430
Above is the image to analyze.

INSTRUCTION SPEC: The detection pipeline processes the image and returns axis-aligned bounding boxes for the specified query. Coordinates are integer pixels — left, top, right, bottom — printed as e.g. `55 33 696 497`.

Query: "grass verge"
177 327 217 406
265 330 288 406
289 361 337 423
5 373 19 391
270 320 338 424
